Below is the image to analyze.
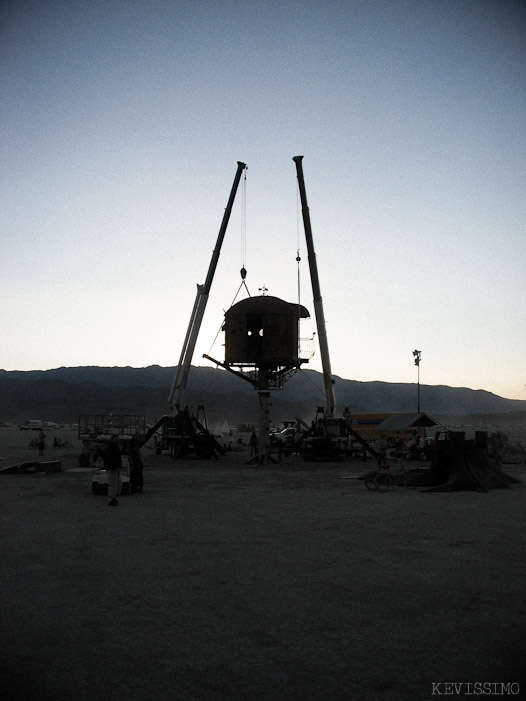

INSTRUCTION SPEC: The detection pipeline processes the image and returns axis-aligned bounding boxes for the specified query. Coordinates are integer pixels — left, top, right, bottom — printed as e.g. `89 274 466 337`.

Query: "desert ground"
0 426 525 701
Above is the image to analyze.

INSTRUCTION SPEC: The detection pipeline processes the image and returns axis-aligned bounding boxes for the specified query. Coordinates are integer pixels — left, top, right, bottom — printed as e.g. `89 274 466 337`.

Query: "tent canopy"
376 413 438 432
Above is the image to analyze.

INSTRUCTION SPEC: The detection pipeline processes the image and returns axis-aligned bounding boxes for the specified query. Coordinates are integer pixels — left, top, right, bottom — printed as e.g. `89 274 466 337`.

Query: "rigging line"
296 181 301 252
298 367 324 393
208 168 249 360
296 181 302 305
297 367 337 404
230 278 251 307
206 279 250 356
297 367 349 416
207 320 225 357
296 180 302 327
241 279 251 297
297 249 301 306
240 167 247 269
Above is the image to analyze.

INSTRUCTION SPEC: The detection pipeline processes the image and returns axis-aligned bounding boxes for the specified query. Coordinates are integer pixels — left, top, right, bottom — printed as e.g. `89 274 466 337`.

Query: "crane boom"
293 155 336 416
168 161 247 411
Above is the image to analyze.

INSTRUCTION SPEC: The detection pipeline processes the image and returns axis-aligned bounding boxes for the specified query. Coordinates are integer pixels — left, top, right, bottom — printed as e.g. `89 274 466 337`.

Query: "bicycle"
52 439 72 449
364 461 417 491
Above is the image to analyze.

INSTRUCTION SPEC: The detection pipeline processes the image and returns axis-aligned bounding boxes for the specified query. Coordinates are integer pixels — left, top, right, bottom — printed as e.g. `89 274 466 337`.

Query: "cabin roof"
376 413 438 431
225 295 310 318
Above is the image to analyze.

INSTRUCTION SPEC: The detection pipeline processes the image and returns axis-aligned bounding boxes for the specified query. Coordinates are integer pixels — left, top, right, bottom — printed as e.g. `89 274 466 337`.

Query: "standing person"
104 435 122 506
376 433 388 469
409 431 420 459
129 439 144 493
38 429 46 456
249 431 258 457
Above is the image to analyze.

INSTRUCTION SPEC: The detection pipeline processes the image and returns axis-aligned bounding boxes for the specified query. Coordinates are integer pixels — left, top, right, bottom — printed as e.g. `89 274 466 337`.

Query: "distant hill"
1 365 525 425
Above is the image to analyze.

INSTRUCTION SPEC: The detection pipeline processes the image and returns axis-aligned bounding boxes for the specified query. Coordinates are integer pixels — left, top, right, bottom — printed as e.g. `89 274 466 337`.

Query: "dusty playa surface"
0 428 525 700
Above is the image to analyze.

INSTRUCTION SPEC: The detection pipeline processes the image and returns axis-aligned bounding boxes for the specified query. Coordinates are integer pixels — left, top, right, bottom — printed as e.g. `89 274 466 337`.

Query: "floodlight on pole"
413 350 422 413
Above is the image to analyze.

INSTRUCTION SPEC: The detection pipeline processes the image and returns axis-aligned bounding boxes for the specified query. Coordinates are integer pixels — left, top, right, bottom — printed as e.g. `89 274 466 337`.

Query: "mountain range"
1 365 525 426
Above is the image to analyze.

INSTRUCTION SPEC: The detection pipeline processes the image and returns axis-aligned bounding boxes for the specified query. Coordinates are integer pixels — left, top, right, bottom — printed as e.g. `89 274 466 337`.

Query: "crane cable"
296 183 304 363
238 166 250 298
296 183 301 307
238 167 251 298
240 167 248 284
296 178 318 372
206 167 250 356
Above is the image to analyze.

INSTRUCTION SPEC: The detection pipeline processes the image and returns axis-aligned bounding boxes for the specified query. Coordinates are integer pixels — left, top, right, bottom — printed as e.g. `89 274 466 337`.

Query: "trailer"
303 410 348 462
143 406 225 459
78 414 147 466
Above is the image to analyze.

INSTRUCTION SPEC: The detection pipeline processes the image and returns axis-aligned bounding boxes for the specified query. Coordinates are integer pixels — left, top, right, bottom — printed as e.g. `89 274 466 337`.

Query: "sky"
1 0 525 401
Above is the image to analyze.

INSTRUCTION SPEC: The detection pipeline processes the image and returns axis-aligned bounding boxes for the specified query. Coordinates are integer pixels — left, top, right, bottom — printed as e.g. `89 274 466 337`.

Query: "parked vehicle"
91 461 130 496
20 420 43 431
78 414 146 466
270 427 297 443
303 415 348 462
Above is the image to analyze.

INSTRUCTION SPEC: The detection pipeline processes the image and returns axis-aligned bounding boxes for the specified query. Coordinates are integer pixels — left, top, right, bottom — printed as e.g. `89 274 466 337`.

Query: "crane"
293 155 336 417
141 161 247 458
145 157 367 462
168 161 247 412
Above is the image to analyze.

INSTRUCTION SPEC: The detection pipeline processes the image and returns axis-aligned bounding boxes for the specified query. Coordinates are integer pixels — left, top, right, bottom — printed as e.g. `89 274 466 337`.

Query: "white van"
20 420 43 431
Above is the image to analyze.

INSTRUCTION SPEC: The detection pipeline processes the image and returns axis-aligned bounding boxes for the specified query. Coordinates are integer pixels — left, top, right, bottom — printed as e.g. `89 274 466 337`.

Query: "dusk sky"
1 0 525 401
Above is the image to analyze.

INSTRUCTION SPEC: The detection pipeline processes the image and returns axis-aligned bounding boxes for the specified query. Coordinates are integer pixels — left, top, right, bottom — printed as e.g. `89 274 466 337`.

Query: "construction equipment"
293 157 382 462
302 407 348 461
146 162 247 459
151 157 368 462
293 156 354 460
142 405 224 459
168 161 247 413
78 414 146 466
293 156 335 418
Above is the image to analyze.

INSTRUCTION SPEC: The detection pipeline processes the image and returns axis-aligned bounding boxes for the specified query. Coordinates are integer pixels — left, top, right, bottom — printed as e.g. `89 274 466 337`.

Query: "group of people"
103 436 144 506
375 431 424 466
34 432 69 453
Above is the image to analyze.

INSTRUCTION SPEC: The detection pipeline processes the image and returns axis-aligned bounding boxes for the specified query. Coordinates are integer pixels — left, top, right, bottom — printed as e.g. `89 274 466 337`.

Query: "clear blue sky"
1 0 525 400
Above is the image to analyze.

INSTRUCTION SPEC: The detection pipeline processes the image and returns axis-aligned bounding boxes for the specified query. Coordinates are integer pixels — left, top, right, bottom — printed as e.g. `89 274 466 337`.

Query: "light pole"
413 350 422 413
